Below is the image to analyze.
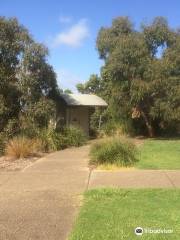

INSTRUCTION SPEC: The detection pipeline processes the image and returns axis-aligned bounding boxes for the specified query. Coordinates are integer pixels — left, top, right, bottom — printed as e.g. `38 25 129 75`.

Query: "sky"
0 0 180 92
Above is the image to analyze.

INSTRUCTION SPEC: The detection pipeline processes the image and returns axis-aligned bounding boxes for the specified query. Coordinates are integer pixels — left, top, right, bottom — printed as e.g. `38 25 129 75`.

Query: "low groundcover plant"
90 137 139 167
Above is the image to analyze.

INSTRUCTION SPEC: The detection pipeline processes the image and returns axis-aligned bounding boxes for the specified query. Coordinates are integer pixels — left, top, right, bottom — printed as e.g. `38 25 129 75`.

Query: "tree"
76 83 86 94
64 89 72 94
0 17 29 131
96 17 134 60
76 74 101 94
17 42 59 123
96 16 180 137
0 17 60 133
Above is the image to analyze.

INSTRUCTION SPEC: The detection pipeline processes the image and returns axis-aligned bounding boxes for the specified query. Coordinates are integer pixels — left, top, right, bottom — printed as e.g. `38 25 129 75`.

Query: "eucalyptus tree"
96 16 180 136
0 17 29 131
0 17 59 132
76 74 102 94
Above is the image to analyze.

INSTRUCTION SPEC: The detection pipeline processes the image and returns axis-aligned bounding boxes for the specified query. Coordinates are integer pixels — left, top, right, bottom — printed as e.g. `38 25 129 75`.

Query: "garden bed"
89 138 180 170
0 154 45 171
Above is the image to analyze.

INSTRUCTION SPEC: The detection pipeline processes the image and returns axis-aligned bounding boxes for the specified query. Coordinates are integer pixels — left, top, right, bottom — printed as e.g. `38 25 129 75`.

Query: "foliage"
20 98 56 130
37 128 68 152
101 121 123 136
96 17 134 59
63 89 72 94
0 132 8 156
0 17 64 155
36 129 59 152
33 126 87 153
69 189 180 240
93 16 180 137
0 17 59 134
101 119 136 137
63 126 87 147
0 119 20 156
90 137 138 167
5 136 42 159
89 107 136 137
76 74 102 94
0 17 24 132
89 108 109 136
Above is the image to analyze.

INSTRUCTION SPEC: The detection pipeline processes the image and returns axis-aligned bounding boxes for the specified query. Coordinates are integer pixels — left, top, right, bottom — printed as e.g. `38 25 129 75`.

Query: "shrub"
0 119 20 156
3 118 20 138
63 126 87 147
5 136 42 159
102 121 123 136
0 133 7 156
90 108 111 137
3 126 87 158
37 129 60 152
50 132 68 150
37 126 87 152
32 126 87 153
90 137 139 167
20 122 39 139
101 120 137 137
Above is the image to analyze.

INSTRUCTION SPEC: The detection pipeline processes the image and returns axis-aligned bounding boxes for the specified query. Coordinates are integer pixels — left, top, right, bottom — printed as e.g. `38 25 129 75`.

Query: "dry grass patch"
96 164 135 171
5 136 42 159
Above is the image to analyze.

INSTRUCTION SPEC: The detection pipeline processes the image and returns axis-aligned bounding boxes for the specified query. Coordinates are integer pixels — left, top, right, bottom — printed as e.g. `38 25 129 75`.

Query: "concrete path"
0 145 90 240
1 144 180 240
88 169 180 189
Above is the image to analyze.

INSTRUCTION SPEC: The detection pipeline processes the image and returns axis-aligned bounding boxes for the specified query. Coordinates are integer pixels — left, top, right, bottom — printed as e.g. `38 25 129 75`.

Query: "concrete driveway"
0 145 90 240
1 144 180 240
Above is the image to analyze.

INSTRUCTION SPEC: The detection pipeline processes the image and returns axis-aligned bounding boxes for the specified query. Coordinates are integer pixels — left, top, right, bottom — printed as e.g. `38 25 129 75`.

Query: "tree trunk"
140 111 155 137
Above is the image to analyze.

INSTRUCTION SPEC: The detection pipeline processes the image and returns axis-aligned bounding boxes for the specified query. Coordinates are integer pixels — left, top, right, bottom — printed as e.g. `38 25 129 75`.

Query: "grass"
90 138 180 170
5 136 42 159
69 189 180 240
89 137 138 167
136 139 180 169
97 164 135 171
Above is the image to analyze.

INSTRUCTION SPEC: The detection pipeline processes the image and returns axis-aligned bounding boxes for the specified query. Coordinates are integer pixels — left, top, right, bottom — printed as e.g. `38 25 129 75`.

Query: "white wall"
66 107 89 135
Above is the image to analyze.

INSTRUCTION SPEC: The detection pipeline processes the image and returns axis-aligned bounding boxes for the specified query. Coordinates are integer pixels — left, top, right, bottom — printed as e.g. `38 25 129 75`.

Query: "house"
56 94 108 135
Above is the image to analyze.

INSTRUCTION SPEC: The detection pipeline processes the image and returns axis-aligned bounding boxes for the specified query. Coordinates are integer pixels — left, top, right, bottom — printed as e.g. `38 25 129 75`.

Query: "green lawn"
136 139 180 169
69 189 180 240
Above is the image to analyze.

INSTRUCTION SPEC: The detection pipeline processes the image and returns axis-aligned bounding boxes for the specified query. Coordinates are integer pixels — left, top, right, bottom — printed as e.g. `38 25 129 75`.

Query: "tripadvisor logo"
135 227 143 236
134 226 173 236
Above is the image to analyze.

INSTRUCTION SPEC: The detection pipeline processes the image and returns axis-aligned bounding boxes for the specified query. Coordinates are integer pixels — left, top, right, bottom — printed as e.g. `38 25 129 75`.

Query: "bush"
37 129 65 152
37 126 87 152
50 132 68 150
102 121 123 136
1 126 87 158
3 118 20 138
0 133 7 156
90 137 139 167
0 119 20 156
101 120 136 137
5 136 42 159
63 126 87 147
90 108 111 137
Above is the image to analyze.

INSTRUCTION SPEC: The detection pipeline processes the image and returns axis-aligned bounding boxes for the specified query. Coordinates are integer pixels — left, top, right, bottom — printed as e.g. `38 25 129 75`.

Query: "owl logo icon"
135 227 143 236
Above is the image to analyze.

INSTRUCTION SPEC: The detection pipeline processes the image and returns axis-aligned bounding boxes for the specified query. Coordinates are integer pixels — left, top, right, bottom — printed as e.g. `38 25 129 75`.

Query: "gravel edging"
0 154 46 172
